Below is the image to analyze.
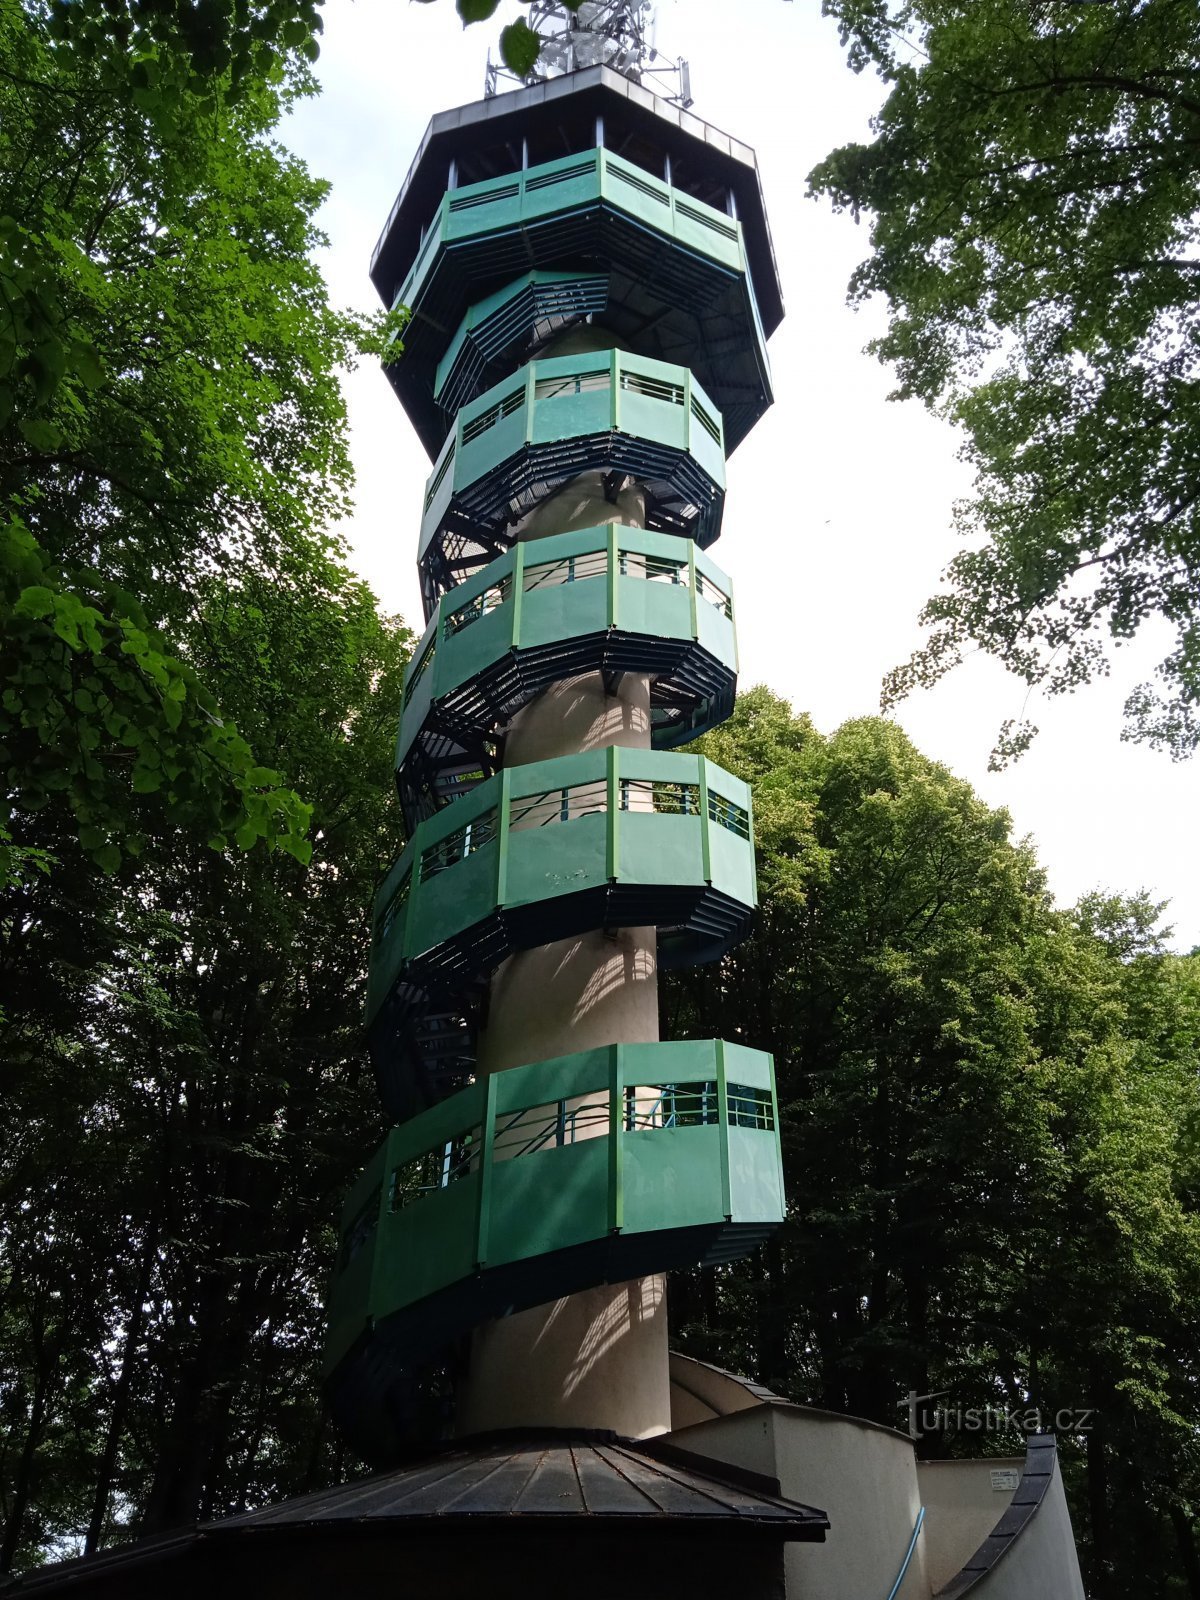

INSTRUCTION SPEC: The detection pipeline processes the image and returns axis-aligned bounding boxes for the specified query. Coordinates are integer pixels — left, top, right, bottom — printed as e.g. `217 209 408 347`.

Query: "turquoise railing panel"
394 148 748 315
417 350 726 567
325 1040 784 1374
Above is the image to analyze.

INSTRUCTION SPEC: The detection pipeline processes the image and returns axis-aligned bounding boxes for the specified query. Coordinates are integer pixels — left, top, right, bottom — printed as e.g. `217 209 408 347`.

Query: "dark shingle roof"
218 1431 827 1533
0 1432 827 1596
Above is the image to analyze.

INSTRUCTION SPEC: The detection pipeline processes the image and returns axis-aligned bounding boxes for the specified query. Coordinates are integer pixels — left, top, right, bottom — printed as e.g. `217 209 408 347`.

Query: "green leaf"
499 18 541 75
457 0 501 22
14 585 57 620
70 339 105 389
94 841 121 873
278 833 313 866
18 418 63 450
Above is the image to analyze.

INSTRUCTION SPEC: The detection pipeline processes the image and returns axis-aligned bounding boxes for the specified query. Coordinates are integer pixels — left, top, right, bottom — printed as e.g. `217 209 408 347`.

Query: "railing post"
404 850 420 962
609 1044 623 1234
606 744 619 882
496 766 512 908
367 1132 394 1329
688 543 699 642
697 758 713 885
715 1039 731 1222
511 544 526 649
767 1053 780 1151
607 521 619 631
729 568 739 674
475 1074 498 1267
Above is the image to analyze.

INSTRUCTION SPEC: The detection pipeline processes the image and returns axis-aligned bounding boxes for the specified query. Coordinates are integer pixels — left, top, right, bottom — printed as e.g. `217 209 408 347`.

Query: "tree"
0 0 406 886
810 0 1200 761
36 0 573 106
666 690 1200 1598
670 694 1065 1416
0 0 419 1566
0 564 412 1568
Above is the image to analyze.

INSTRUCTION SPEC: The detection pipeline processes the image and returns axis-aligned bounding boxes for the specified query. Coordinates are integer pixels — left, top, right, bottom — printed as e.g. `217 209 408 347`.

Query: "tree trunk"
1085 1387 1111 1600
1169 1505 1200 1600
1 1359 52 1573
85 1217 159 1554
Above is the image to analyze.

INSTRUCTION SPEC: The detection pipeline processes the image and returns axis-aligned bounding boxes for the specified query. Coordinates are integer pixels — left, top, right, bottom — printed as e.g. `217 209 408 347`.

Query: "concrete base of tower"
455 1275 672 1439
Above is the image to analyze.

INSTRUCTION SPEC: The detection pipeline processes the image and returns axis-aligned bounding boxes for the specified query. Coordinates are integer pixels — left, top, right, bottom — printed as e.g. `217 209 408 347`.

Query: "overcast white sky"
282 0 1200 951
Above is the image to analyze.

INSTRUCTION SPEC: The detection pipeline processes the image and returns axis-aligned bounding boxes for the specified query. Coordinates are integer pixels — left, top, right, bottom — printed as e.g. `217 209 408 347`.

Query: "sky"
281 0 1200 950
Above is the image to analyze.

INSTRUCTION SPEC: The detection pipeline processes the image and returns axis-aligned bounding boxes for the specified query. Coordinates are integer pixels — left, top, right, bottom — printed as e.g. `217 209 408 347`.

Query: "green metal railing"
367 746 756 1026
418 348 726 568
394 147 752 317
396 523 737 779
434 269 610 413
326 1039 783 1374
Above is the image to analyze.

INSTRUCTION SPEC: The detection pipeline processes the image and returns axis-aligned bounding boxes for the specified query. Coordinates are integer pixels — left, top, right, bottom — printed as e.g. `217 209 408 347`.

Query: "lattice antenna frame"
485 2 693 108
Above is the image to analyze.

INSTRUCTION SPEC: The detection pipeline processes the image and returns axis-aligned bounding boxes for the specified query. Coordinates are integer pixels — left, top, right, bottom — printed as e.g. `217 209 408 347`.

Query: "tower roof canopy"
218 1431 828 1533
370 66 783 340
0 1434 827 1599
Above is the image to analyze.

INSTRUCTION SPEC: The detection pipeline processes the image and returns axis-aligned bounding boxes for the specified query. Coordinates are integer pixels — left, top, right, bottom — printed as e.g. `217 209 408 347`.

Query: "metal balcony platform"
365 748 756 1117
378 144 773 456
417 349 726 618
325 1041 785 1462
396 524 738 826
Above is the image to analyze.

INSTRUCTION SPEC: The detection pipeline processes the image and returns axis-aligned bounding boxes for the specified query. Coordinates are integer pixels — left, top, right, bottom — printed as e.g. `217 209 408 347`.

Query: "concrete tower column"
455 359 673 1436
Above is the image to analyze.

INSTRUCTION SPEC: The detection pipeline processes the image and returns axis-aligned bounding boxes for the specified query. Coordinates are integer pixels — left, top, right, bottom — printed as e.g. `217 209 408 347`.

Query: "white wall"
669 1394 1086 1600
953 1448 1086 1600
673 1403 930 1600
917 1460 1021 1593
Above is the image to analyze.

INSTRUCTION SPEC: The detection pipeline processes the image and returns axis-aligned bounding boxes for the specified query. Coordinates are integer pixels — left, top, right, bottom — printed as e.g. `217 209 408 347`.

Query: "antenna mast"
485 2 693 108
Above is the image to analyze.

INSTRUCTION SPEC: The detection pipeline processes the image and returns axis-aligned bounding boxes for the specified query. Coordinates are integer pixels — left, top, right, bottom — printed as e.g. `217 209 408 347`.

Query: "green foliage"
1 564 412 1567
667 691 1200 1596
44 0 326 94
0 4 425 1564
2 514 313 875
0 0 401 883
499 17 543 76
811 0 1200 760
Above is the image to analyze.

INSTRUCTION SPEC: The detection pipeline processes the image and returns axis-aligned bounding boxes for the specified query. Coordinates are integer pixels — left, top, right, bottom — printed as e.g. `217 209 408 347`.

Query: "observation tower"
324 0 788 1458
305 19 1085 1600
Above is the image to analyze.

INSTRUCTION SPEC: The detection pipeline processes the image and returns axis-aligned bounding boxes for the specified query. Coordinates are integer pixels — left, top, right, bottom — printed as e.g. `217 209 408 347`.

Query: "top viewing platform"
369 64 783 338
